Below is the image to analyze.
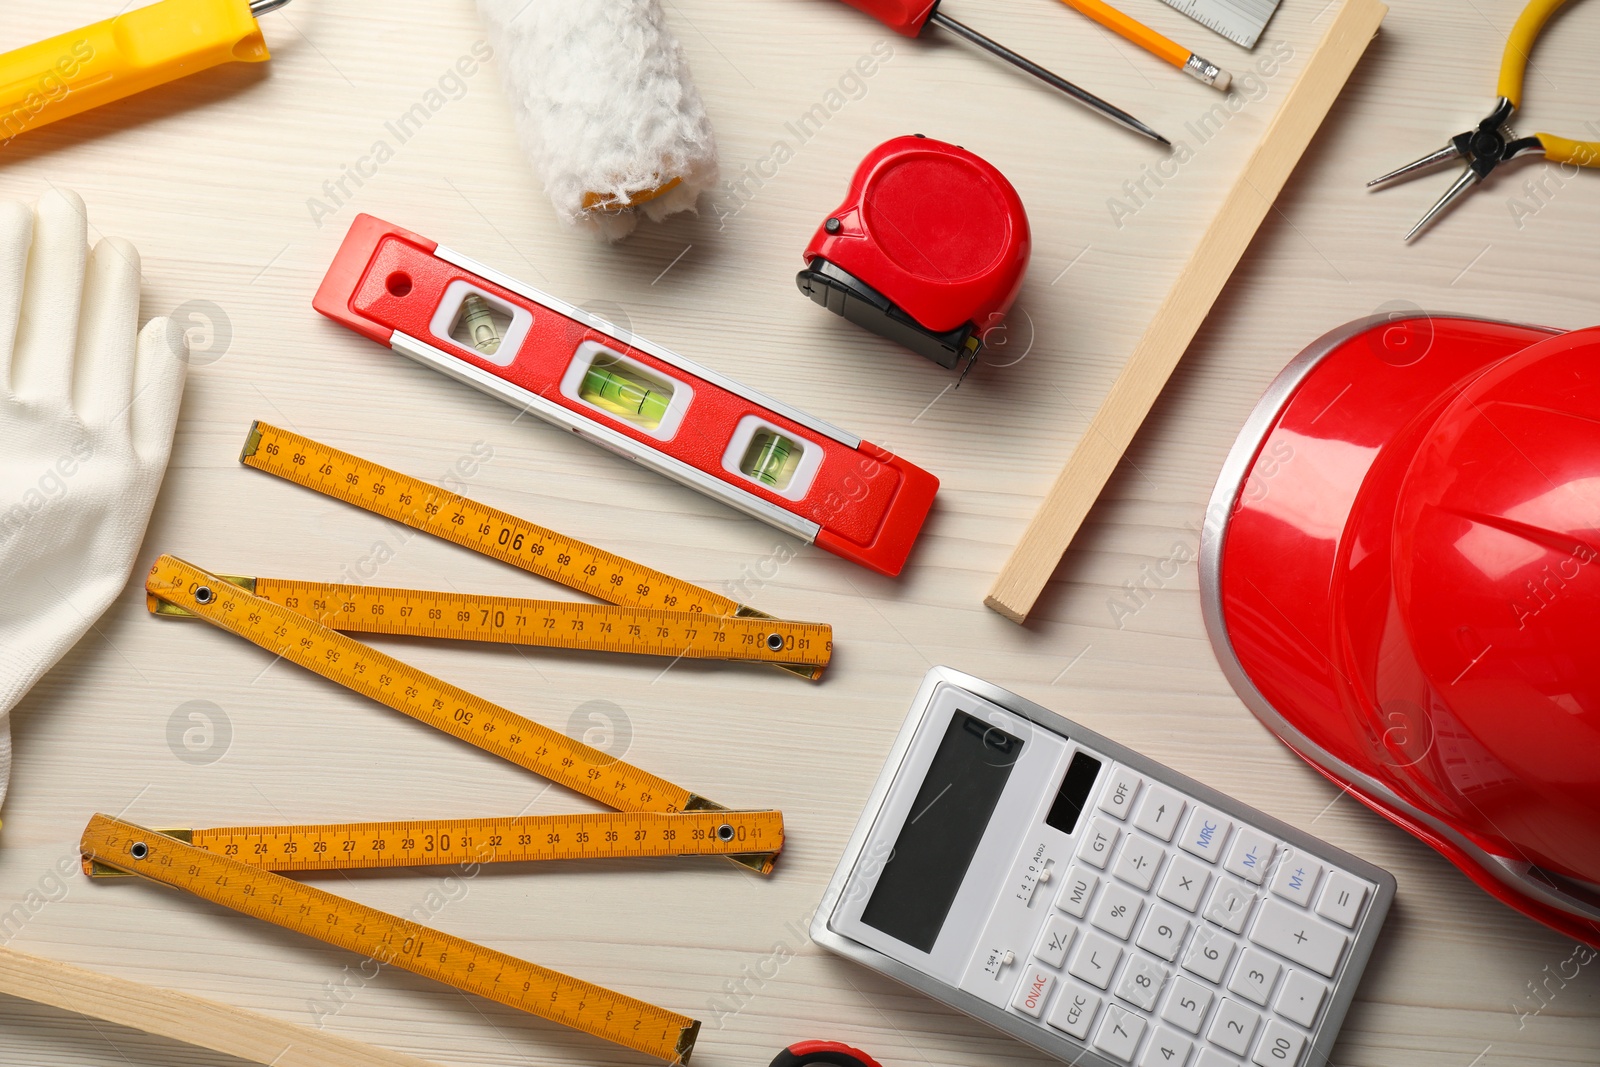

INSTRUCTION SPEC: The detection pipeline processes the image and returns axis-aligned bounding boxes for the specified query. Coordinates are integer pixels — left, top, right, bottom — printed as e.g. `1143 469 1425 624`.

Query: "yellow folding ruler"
151 575 830 667
129 553 788 1061
145 554 776 871
84 809 785 875
231 421 831 679
81 814 706 1062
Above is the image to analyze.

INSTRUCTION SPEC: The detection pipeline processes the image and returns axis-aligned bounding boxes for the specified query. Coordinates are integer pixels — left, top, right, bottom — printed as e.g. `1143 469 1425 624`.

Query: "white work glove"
0 189 186 814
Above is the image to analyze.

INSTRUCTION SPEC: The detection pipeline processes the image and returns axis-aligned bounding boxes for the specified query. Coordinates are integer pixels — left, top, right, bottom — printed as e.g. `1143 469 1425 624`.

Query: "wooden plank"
0 947 445 1067
984 0 1387 623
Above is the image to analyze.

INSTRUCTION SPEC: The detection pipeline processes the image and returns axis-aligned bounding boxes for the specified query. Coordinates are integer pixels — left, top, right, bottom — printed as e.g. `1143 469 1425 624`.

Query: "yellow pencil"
1054 0 1233 90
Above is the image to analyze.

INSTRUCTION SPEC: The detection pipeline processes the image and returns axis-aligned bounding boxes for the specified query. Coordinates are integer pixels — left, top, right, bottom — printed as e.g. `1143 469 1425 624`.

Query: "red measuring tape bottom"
769 1040 883 1067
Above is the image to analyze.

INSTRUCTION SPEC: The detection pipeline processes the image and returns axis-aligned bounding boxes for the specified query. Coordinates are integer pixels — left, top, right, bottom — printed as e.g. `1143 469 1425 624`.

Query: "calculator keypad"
1012 760 1377 1066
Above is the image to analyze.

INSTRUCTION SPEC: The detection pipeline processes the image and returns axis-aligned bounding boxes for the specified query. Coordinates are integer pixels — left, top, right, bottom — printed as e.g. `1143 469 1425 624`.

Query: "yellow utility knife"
0 0 287 145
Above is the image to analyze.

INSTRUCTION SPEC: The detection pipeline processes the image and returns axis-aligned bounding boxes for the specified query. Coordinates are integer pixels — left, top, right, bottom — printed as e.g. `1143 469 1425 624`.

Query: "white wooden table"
2 0 1597 1064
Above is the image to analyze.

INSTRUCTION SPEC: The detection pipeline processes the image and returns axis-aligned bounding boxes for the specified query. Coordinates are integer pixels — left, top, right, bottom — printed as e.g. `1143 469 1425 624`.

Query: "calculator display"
860 711 1023 952
1044 749 1104 835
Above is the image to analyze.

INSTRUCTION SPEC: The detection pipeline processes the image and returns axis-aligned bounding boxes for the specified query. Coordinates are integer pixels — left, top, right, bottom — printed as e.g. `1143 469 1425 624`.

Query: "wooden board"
985 0 1388 623
0 947 444 1067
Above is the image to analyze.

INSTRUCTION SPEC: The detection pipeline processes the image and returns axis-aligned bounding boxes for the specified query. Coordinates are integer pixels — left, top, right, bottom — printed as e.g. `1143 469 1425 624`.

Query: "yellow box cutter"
0 0 286 145
1369 0 1600 240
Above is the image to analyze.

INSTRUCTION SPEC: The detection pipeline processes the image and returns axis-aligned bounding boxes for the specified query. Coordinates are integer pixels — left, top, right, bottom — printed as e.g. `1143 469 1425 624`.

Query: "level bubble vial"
741 431 801 490
452 293 510 356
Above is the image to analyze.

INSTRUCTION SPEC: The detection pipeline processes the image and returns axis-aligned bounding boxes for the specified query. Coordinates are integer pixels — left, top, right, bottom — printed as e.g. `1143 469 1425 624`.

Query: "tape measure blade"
81 815 698 1062
245 579 832 668
171 811 785 872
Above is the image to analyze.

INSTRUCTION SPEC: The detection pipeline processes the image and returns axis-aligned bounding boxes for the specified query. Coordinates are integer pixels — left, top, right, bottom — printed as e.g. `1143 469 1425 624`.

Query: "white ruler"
1157 0 1282 47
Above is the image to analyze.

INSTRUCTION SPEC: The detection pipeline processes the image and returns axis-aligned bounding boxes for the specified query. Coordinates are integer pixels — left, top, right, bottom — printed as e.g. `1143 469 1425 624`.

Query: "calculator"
813 668 1395 1067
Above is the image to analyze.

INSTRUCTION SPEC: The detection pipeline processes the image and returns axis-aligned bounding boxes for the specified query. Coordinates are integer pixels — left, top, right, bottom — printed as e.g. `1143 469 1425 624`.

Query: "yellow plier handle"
0 0 270 146
1497 0 1600 167
1535 133 1600 168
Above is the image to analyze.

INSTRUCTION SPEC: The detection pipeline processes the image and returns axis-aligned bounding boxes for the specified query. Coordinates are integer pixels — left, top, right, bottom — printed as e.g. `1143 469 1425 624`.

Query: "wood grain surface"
984 0 1385 621
1 1 1597 1066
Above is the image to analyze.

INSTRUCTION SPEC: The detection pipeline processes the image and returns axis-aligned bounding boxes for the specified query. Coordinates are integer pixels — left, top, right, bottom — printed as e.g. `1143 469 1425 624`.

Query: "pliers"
1369 0 1600 240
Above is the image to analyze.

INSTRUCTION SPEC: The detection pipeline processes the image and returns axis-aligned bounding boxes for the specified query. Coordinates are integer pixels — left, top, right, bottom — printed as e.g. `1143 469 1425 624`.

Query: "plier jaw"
1369 97 1548 240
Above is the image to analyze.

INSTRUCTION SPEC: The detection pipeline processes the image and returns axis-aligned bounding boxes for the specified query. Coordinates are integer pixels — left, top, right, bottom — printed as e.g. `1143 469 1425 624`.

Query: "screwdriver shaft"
927 9 1169 145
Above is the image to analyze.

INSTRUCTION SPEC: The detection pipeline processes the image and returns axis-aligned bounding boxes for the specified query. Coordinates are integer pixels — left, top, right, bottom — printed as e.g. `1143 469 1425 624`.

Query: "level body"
314 215 938 576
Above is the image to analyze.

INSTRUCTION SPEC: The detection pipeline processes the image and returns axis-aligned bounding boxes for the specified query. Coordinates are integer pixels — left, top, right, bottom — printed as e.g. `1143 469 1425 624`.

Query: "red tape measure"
770 1039 882 1067
799 135 1030 374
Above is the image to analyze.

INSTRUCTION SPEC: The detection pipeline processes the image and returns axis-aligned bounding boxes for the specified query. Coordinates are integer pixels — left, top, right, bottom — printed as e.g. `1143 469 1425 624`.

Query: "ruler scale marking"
244 422 733 613
143 555 777 874
148 557 685 812
240 422 823 679
87 811 784 874
1158 0 1280 47
81 815 698 1062
151 577 829 666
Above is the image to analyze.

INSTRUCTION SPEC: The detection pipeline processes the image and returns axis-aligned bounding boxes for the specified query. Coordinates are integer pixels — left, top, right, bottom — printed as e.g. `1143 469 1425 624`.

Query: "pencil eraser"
1214 70 1233 92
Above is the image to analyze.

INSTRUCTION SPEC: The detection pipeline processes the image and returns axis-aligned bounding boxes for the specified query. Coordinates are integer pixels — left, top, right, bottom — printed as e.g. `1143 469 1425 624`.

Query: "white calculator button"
1134 785 1187 842
1113 831 1166 891
1223 827 1278 886
1267 850 1321 908
1079 817 1122 870
1047 981 1103 1038
1203 876 1257 934
1069 930 1125 990
1115 952 1168 1011
1035 914 1077 969
1195 1051 1243 1067
1249 899 1349 978
1099 765 1144 820
1251 1019 1307 1067
1091 881 1145 941
1139 1026 1194 1067
1011 967 1055 1018
1159 975 1214 1035
1135 904 1191 962
1313 869 1369 928
1272 969 1328 1028
1225 948 1282 1006
1157 853 1212 913
1178 805 1233 864
1057 864 1101 917
1093 1004 1148 1064
1207 998 1261 1057
1181 926 1236 984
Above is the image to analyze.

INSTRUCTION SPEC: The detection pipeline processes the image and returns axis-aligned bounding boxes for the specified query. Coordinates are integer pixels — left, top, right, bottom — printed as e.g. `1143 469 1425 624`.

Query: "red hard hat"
1201 313 1600 946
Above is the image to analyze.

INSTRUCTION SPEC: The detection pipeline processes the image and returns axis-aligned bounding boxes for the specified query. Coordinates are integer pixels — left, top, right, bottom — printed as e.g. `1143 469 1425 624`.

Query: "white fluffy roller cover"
479 0 719 240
